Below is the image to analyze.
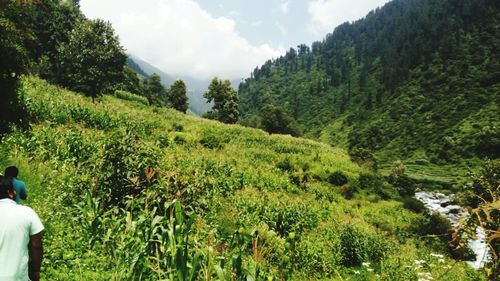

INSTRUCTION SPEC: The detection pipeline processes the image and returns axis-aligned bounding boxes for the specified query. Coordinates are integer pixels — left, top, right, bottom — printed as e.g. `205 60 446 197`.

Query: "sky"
80 0 391 80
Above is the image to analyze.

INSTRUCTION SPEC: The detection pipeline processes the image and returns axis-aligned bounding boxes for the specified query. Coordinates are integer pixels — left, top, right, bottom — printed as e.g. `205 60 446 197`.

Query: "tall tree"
0 0 31 134
144 73 166 106
167 80 188 113
118 66 143 96
203 78 239 124
56 19 126 100
261 104 301 137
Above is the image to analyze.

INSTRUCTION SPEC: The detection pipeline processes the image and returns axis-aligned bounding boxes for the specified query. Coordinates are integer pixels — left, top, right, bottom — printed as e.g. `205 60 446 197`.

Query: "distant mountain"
128 55 213 115
128 55 175 85
126 57 148 78
238 0 499 167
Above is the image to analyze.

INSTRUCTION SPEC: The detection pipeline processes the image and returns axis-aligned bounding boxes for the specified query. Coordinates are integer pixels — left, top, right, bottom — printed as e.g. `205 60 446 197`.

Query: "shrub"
157 135 170 148
199 130 229 149
276 158 295 172
339 225 390 267
388 161 415 197
328 171 348 186
174 135 186 144
349 147 378 171
402 197 426 213
340 184 357 199
97 129 159 206
113 90 149 105
172 123 184 132
357 173 398 199
417 212 452 236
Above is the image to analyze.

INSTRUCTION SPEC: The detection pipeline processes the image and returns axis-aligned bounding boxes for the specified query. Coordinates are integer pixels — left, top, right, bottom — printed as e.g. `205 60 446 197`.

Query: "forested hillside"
238 0 499 167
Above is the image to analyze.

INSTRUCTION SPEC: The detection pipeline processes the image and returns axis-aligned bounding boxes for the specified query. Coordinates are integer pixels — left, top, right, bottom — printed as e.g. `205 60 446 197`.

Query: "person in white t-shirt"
0 176 44 281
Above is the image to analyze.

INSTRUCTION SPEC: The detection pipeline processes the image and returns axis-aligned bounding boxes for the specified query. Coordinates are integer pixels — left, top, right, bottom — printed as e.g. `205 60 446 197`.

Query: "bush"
349 147 378 171
97 129 159 206
199 130 229 149
417 212 451 237
357 173 398 199
388 161 415 197
340 184 357 199
172 123 184 132
113 90 149 105
328 171 348 186
276 158 295 172
157 135 170 148
402 197 426 213
173 135 186 144
339 225 390 267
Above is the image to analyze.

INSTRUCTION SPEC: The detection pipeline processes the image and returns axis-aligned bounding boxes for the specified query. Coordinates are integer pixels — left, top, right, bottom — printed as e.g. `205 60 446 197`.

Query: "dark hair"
0 176 15 199
4 166 19 177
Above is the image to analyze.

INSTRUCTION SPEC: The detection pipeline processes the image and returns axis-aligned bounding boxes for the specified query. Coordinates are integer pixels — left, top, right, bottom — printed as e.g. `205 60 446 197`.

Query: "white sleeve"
27 208 44 235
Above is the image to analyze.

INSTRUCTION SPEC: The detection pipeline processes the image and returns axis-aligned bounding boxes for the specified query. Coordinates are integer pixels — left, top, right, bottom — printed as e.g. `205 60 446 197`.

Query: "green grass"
0 76 486 280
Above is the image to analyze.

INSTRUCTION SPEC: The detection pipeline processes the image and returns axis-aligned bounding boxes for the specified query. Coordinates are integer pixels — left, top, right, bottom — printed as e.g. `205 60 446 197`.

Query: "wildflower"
354 270 360 274
438 258 445 263
430 253 444 258
415 260 426 265
362 262 371 267
367 268 374 272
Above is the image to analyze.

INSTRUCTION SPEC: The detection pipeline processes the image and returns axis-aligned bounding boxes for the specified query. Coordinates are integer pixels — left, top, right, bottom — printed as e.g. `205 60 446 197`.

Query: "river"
414 191 490 269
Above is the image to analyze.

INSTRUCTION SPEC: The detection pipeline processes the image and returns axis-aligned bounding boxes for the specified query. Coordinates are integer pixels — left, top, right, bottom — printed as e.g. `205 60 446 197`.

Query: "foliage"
349 147 378 171
167 80 188 113
260 104 301 136
462 160 500 279
402 197 426 213
328 171 348 186
357 172 398 200
0 0 31 134
339 225 390 267
57 19 127 99
113 90 149 106
388 160 415 197
143 73 166 106
203 77 239 124
0 69 485 281
238 0 500 169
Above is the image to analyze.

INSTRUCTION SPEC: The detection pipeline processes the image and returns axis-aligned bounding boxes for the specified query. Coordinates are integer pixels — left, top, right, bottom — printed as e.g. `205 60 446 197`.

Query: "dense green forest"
1 0 499 280
238 0 499 169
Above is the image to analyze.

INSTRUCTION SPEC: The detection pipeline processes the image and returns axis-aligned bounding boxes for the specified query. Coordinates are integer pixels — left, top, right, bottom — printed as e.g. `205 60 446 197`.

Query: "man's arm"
29 232 43 281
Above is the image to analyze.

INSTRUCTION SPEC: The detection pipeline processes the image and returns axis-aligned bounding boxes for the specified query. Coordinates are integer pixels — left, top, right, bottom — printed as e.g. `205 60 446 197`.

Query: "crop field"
0 77 485 280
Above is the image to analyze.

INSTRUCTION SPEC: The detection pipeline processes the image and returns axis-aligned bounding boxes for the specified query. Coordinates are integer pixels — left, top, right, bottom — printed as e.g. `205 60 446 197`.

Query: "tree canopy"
57 19 127 100
167 80 188 113
203 78 239 124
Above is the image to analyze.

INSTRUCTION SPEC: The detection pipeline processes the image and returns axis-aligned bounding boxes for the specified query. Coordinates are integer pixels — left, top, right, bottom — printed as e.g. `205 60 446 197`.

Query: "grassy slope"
0 77 484 280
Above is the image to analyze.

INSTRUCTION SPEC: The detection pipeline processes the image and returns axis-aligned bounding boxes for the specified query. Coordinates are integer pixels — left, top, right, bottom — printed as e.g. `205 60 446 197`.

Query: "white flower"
362 262 371 267
367 268 374 272
430 253 444 258
438 258 445 263
354 270 360 274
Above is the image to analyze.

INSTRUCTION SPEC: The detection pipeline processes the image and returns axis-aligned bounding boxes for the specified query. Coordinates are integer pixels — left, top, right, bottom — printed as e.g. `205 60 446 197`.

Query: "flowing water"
414 191 490 269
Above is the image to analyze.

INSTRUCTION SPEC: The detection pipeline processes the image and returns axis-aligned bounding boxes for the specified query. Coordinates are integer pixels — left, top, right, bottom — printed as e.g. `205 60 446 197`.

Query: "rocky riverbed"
415 191 490 269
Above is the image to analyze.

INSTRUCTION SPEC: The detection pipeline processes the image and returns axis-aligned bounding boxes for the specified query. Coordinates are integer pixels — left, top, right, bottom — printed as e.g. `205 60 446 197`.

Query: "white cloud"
308 0 390 35
280 1 289 14
80 0 283 80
